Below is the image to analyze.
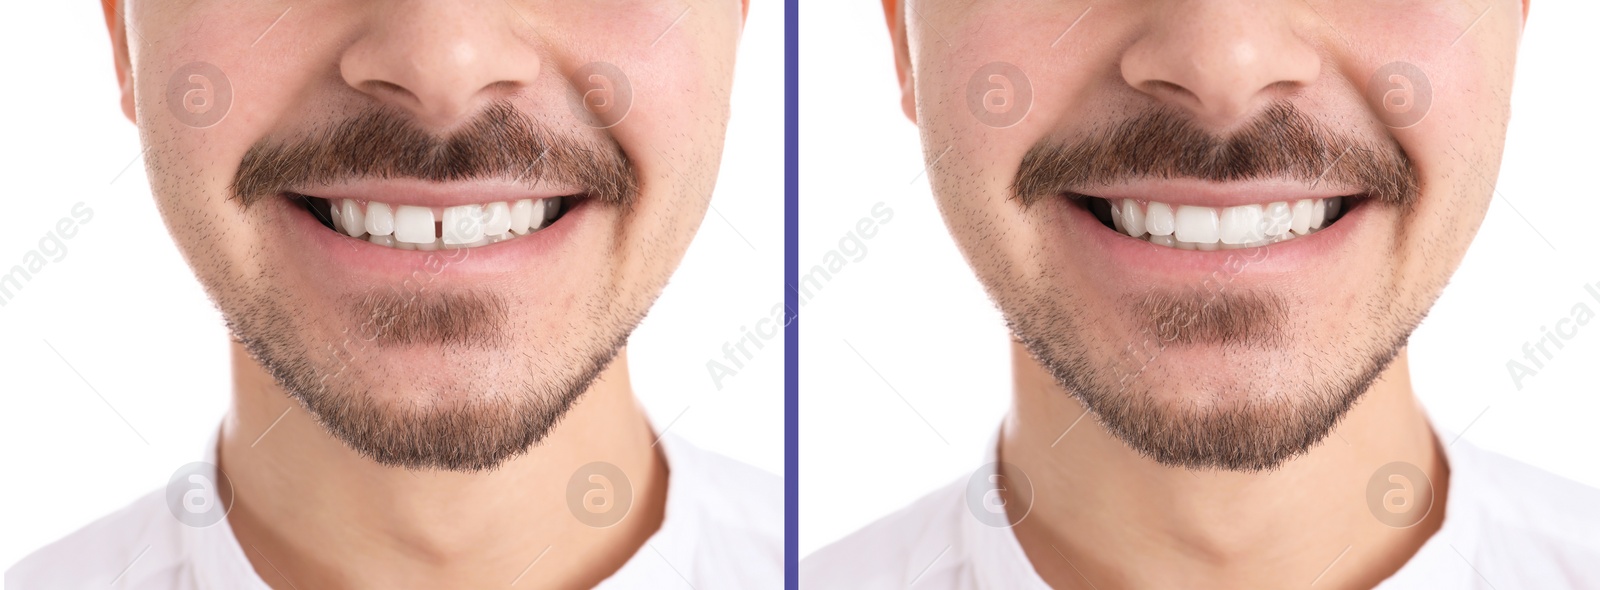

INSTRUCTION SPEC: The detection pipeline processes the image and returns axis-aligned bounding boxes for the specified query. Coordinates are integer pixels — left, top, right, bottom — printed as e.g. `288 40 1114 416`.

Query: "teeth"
484 202 512 236
1173 205 1220 244
1107 197 1346 250
394 205 436 244
339 200 366 238
442 204 486 245
530 199 551 231
509 200 535 235
365 202 395 236
1291 200 1314 234
1219 205 1264 245
1119 199 1146 238
320 197 566 250
531 198 554 231
1145 202 1175 236
443 237 490 250
1263 201 1292 236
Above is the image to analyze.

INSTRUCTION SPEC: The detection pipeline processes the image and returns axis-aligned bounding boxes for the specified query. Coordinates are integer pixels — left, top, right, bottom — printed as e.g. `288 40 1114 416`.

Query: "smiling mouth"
1075 194 1358 250
295 194 575 250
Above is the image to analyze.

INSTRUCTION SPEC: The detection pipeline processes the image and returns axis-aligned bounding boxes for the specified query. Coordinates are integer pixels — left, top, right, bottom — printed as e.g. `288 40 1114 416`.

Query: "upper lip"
290 178 584 207
1067 177 1364 208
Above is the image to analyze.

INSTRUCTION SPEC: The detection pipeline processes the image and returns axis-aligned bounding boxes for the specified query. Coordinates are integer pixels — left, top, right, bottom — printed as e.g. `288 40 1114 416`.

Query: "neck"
1004 343 1446 590
219 342 666 590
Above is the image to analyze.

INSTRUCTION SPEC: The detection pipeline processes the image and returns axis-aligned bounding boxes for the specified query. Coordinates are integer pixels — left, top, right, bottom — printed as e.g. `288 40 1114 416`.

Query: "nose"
339 0 540 127
1119 2 1321 125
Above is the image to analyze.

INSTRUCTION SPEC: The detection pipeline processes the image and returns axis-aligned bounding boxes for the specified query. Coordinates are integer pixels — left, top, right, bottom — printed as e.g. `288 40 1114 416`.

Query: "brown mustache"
230 101 638 209
1011 102 1418 208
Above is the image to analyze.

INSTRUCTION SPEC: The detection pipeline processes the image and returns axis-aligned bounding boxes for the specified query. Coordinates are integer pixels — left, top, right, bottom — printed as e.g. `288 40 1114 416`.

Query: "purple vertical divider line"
783 0 800 587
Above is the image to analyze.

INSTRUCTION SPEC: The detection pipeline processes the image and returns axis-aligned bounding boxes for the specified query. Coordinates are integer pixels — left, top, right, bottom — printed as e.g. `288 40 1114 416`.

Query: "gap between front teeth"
1109 197 1342 250
327 197 563 250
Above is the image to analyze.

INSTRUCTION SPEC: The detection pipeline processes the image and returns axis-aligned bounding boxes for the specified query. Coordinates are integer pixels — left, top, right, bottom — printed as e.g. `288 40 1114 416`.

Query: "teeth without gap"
1108 197 1342 250
326 197 564 250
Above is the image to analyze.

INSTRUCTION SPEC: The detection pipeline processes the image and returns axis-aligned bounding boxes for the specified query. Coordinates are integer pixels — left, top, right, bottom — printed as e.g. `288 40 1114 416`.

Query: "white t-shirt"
802 426 1600 589
7 433 782 589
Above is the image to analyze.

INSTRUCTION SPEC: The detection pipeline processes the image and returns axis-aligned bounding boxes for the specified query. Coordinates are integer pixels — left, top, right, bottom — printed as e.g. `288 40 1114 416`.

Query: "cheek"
911 6 1139 280
1372 11 1518 273
130 0 741 280
582 4 740 278
910 54 1023 271
131 15 301 269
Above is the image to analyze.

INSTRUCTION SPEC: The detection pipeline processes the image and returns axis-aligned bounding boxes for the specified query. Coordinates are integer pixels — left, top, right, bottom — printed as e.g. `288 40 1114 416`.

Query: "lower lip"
272 194 596 280
1052 196 1376 278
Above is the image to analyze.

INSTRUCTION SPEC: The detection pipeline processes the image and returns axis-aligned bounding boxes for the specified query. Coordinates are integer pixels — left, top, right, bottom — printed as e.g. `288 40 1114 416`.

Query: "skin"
103 0 746 588
883 0 1529 588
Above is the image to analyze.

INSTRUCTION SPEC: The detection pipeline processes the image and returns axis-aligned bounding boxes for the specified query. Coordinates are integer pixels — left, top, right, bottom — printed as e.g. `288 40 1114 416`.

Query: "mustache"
230 101 639 209
1011 102 1418 208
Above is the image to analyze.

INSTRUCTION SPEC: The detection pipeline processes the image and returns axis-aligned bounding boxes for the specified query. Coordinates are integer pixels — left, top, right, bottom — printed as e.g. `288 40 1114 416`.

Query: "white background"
800 2 1600 557
0 2 783 569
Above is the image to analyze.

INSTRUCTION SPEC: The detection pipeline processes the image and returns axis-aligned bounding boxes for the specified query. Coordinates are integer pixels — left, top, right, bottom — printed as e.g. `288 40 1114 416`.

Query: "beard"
223 276 647 472
193 100 651 472
1005 283 1419 472
997 101 1429 472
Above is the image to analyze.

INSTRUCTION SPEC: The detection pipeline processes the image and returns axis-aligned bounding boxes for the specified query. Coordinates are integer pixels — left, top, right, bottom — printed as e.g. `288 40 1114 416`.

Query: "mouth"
1072 193 1358 251
294 193 574 251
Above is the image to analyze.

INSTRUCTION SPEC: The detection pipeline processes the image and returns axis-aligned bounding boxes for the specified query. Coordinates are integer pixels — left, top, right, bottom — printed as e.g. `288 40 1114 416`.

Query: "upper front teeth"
1108 197 1342 249
393 205 436 244
1173 204 1219 243
327 197 563 249
365 202 396 236
441 205 484 245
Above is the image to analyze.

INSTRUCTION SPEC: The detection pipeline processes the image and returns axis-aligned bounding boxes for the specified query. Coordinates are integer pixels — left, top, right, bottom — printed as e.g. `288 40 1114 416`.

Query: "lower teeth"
1148 233 1290 250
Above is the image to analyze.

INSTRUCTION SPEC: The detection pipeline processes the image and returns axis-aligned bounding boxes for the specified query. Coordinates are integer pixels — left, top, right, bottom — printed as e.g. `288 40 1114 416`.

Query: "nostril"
1139 80 1195 104
359 79 414 103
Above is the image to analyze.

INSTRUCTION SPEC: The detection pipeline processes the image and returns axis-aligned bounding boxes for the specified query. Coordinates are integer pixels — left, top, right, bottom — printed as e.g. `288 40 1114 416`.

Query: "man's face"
900 1 1523 470
118 0 743 471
